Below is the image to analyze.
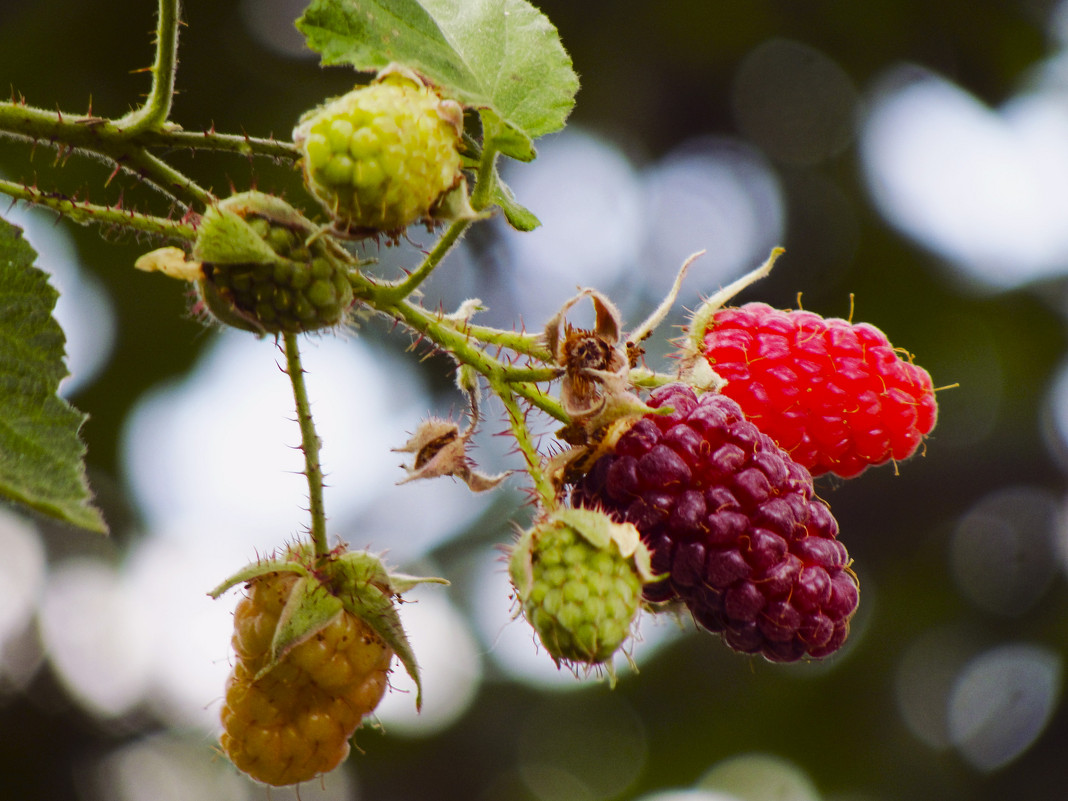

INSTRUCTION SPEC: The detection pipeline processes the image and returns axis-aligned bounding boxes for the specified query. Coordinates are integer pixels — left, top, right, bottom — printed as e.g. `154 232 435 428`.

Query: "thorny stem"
0 100 298 162
381 217 472 303
495 384 557 510
379 139 504 303
500 365 561 383
0 103 214 210
282 332 329 559
0 178 197 240
139 128 300 160
118 0 181 134
372 291 569 421
124 146 215 209
456 321 552 361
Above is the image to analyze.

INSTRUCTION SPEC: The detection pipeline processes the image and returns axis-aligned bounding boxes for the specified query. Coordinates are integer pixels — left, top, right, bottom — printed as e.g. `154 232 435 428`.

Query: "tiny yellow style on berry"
293 67 466 234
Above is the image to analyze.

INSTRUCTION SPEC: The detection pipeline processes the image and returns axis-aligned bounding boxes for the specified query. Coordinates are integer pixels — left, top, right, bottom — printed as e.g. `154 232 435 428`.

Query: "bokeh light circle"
517 692 647 801
947 643 1062 771
950 486 1061 617
697 753 821 801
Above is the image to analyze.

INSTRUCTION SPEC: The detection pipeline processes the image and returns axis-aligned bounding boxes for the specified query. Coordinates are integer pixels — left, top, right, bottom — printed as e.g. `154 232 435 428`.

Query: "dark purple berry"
572 384 859 661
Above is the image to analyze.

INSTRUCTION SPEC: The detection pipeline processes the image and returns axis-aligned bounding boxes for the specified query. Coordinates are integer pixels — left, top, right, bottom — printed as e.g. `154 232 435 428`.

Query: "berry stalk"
116 0 181 135
0 97 298 162
0 178 197 240
380 217 473 303
365 290 569 422
281 332 329 559
456 322 552 362
378 140 503 303
468 139 502 212
496 384 557 509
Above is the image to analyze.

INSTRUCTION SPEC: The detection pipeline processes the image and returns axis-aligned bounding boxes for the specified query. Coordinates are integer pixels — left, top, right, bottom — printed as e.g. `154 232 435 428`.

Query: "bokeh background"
1 1 1067 799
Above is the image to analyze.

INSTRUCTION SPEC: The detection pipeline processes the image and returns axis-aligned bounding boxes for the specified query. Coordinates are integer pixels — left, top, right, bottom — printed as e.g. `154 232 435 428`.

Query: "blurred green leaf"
296 0 578 160
0 216 106 534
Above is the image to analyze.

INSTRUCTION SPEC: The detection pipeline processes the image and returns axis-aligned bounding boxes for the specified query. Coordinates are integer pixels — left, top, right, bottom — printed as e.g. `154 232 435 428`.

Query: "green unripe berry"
193 192 356 335
508 508 657 670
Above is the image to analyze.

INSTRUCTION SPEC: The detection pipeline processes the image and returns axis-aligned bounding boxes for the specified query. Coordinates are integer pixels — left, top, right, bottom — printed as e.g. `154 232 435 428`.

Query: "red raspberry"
701 302 937 478
572 384 859 662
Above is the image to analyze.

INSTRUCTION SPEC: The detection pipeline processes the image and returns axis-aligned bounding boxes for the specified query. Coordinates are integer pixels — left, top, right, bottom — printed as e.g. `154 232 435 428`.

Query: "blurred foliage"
1 1 1067 800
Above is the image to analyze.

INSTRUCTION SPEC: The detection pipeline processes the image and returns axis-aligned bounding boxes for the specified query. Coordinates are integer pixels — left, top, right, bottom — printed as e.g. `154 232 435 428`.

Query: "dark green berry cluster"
200 216 354 335
190 192 356 336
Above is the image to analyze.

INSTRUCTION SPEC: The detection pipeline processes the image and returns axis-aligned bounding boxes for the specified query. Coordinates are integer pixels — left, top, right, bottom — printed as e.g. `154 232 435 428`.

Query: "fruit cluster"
572 384 859 662
219 571 392 786
211 545 440 786
199 217 355 335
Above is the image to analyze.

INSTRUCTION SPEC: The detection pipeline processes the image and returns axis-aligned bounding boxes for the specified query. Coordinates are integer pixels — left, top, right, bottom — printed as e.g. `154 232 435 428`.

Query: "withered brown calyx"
393 417 509 493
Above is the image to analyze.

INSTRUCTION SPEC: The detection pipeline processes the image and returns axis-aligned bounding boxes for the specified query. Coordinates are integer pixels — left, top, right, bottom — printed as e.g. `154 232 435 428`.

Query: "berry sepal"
329 549 448 710
210 543 447 709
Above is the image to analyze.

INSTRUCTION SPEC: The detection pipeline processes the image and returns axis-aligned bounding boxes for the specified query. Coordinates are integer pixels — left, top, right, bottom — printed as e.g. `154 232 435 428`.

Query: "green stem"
0 103 213 209
282 332 329 558
118 0 181 134
345 265 571 423
513 381 567 423
377 140 504 303
0 101 298 161
469 141 500 212
500 365 561 383
380 217 471 303
456 321 552 361
0 178 197 240
139 128 300 160
124 145 215 208
629 368 679 389
495 385 556 509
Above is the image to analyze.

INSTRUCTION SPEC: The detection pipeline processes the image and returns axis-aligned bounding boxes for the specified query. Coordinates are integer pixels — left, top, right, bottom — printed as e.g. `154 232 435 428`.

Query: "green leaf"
0 217 106 533
296 0 578 160
491 175 541 231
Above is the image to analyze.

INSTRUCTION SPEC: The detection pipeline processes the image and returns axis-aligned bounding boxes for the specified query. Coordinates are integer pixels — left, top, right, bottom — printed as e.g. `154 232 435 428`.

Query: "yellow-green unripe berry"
293 70 464 233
